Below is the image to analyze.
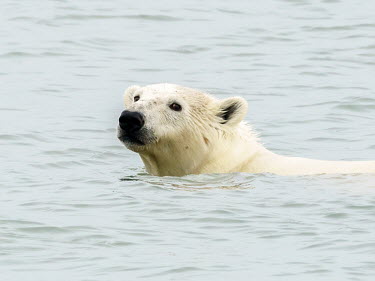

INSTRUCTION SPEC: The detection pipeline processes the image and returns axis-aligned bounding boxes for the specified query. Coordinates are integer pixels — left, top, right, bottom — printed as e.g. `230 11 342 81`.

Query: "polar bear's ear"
217 97 248 126
123 85 141 107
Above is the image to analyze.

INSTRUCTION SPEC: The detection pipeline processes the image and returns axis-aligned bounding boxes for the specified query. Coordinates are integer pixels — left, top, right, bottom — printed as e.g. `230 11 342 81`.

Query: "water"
1 0 375 280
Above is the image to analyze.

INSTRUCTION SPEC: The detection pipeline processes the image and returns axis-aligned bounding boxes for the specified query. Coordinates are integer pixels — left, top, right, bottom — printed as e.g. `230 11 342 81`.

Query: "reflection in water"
134 173 257 190
120 172 256 190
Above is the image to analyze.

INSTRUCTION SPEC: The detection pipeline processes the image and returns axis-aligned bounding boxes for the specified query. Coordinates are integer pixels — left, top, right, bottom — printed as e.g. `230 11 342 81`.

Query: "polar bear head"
117 83 248 176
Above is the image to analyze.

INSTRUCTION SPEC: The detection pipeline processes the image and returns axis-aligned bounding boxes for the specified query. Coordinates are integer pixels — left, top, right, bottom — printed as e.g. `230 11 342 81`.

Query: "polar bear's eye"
134 95 140 102
169 103 182 111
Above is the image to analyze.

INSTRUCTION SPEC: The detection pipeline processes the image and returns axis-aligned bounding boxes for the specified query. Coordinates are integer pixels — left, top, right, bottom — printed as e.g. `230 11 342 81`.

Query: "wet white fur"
120 83 375 176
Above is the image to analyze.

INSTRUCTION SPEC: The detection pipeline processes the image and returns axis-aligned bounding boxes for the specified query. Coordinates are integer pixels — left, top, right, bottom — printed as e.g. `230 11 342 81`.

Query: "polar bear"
117 83 375 176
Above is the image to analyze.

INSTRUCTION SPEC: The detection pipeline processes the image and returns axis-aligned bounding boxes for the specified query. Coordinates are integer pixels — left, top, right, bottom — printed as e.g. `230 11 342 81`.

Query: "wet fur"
118 83 375 176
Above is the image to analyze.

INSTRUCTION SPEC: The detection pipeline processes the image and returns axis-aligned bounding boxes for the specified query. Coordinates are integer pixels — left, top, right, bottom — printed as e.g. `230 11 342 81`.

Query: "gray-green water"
1 1 375 280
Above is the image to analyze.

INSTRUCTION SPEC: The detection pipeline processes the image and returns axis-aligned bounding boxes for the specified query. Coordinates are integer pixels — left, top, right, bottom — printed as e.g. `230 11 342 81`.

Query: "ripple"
0 51 73 58
0 134 19 140
56 14 182 21
137 173 257 190
217 8 246 15
17 226 71 234
143 266 203 277
158 46 210 54
304 23 375 32
0 51 35 58
324 212 349 219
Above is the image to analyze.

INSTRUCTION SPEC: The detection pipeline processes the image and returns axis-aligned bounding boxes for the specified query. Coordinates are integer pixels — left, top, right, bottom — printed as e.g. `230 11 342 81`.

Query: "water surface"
1 0 375 280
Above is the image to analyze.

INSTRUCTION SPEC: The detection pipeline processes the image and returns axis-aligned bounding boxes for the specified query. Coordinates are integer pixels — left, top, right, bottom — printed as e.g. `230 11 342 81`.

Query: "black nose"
119 110 145 133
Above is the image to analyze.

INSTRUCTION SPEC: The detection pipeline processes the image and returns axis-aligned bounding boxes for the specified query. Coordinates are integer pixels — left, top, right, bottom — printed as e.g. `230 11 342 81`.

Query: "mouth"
118 134 145 146
117 126 158 148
